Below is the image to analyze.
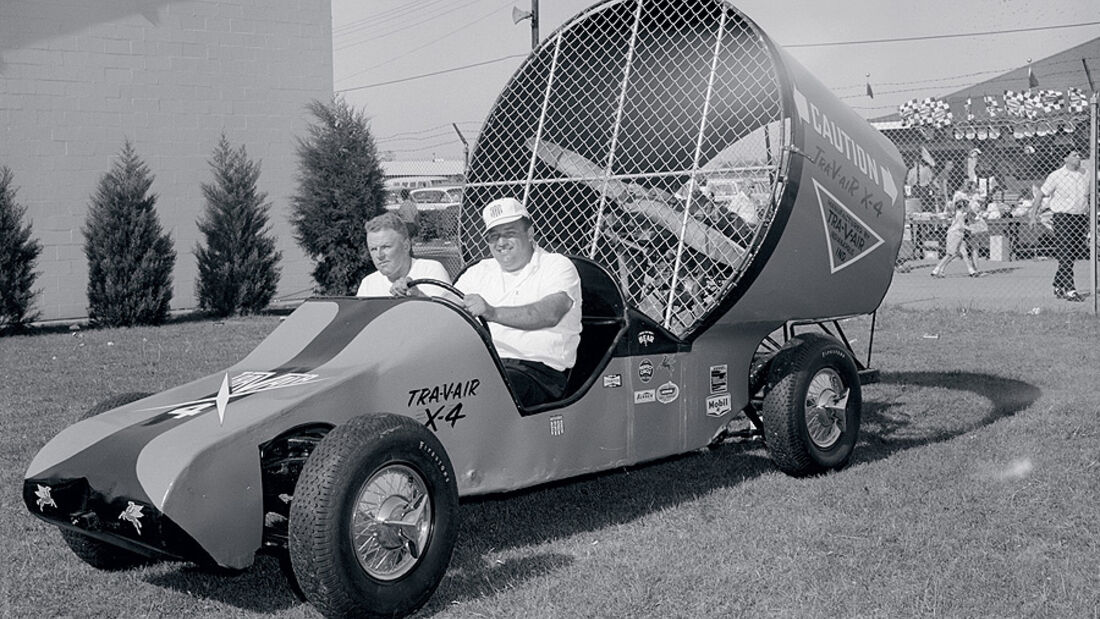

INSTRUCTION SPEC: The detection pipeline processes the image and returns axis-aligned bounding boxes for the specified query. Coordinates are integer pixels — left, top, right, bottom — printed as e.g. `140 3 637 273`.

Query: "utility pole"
529 0 539 50
452 123 469 173
512 0 539 50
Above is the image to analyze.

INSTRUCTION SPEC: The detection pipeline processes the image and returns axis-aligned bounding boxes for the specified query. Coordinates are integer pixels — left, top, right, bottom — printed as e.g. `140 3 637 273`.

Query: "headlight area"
22 477 214 565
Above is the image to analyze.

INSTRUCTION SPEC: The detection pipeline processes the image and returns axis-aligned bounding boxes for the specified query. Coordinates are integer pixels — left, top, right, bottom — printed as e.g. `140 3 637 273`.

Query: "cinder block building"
0 0 333 320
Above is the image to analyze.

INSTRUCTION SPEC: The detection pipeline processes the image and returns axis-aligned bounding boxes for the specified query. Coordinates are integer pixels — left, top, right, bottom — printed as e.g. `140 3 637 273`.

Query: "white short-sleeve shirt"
456 248 582 371
355 258 452 297
1041 167 1089 215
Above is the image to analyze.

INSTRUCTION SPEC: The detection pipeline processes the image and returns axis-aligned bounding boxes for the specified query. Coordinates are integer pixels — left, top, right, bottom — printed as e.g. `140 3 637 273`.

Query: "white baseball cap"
482 197 529 231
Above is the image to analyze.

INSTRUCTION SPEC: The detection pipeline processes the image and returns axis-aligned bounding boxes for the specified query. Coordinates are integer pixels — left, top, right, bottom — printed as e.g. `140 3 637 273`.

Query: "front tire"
762 334 861 476
60 392 156 570
289 414 458 618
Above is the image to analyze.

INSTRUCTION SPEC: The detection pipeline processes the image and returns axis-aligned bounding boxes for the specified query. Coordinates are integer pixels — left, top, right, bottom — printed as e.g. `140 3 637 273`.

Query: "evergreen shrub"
195 135 282 316
291 98 387 294
83 141 175 327
0 166 43 331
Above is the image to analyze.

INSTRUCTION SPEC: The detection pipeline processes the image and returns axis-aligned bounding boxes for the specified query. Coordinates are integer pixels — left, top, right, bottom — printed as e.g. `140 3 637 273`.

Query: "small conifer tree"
291 98 387 294
195 135 282 316
83 141 175 327
0 167 43 331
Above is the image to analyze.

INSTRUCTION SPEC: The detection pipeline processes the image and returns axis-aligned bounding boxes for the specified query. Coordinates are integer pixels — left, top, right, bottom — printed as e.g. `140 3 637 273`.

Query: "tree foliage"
195 135 282 317
0 167 43 331
291 98 387 294
83 141 176 327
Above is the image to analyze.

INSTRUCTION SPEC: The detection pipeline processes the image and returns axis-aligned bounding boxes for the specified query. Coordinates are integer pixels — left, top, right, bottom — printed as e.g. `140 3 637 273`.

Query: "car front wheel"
288 413 458 618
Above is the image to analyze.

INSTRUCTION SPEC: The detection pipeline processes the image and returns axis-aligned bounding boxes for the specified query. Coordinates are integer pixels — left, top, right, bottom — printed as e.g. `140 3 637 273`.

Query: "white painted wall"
0 0 333 320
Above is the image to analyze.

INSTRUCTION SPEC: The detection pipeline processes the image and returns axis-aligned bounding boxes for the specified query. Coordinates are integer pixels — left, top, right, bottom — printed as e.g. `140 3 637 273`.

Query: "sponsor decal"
659 355 677 374
550 415 564 436
637 330 655 347
35 484 56 511
706 393 733 417
602 374 622 388
119 501 144 535
638 359 654 384
155 371 322 420
710 364 728 395
408 379 480 432
656 381 680 404
634 389 656 404
813 178 886 274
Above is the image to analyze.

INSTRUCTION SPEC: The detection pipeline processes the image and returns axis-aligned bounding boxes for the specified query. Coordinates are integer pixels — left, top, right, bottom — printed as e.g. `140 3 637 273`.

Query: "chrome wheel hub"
804 368 848 449
351 463 431 581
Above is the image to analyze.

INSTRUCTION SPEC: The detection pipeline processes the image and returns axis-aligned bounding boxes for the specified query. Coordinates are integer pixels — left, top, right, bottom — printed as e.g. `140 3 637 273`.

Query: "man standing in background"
1033 149 1090 302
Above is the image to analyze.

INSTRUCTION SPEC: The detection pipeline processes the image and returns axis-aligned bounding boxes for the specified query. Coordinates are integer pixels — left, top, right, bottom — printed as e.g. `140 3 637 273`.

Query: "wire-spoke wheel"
804 368 848 449
351 463 432 581
762 334 861 476
289 414 457 619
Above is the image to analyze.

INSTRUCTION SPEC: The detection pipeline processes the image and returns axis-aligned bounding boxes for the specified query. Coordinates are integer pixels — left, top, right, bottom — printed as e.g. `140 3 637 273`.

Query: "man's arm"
463 291 573 330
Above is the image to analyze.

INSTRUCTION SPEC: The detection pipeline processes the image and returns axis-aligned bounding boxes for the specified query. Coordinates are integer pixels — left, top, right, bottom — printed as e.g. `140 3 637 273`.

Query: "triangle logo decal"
812 178 885 274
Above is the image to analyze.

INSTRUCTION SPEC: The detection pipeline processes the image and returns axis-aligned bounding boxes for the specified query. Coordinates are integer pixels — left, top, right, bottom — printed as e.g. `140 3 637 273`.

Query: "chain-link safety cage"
885 90 1099 311
461 0 789 338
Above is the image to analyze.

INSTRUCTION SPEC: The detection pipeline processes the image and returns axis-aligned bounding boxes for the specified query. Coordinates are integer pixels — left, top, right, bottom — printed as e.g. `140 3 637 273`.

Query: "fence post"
1091 93 1098 316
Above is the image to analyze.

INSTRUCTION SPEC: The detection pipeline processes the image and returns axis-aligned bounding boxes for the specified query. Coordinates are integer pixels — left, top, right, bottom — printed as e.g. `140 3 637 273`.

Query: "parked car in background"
408 186 463 211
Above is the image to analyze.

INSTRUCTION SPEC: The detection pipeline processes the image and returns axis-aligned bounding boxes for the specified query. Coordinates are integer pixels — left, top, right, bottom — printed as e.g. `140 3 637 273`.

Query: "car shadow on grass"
420 370 1041 616
143 555 302 613
143 371 1041 615
856 371 1042 463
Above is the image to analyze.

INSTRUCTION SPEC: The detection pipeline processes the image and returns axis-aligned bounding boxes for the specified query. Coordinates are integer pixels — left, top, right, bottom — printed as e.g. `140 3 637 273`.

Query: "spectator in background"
906 157 935 210
931 200 984 278
1032 149 1090 302
395 189 421 242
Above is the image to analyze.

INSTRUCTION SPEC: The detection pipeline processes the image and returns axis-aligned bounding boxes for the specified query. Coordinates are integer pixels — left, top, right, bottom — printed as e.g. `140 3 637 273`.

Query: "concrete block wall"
0 0 333 320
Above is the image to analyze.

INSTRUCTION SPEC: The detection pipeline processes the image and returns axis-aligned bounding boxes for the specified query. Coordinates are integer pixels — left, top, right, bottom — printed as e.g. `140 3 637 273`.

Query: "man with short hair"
1034 149 1091 302
356 212 450 297
455 197 582 407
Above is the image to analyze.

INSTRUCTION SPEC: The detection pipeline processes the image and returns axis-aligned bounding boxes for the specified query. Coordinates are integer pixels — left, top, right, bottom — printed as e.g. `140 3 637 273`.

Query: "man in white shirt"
1034 149 1090 302
455 197 582 407
356 212 451 297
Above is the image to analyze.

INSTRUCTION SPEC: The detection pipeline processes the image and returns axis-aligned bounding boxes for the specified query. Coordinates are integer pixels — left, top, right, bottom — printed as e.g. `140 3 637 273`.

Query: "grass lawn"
2 308 1098 617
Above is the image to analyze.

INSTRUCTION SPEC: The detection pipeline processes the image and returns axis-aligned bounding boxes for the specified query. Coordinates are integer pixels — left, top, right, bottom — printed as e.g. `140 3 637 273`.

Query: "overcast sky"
331 0 1100 161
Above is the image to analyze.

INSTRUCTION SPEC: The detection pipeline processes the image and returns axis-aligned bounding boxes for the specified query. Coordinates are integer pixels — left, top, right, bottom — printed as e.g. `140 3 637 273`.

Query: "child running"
930 199 984 278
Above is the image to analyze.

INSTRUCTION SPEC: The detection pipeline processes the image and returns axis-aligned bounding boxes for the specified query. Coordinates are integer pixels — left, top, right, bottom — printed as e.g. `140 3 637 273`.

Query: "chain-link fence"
883 92 1099 311
460 0 788 338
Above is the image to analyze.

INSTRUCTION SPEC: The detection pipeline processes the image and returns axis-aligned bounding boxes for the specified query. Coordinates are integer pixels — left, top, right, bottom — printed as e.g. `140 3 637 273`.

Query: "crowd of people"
905 147 1094 302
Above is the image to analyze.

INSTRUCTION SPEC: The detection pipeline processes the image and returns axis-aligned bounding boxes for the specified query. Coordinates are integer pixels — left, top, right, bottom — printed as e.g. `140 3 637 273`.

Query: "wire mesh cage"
462 0 789 337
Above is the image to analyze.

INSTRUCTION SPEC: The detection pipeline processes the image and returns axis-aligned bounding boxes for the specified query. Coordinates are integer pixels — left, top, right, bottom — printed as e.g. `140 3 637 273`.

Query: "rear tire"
60 392 156 570
289 414 458 618
762 334 861 476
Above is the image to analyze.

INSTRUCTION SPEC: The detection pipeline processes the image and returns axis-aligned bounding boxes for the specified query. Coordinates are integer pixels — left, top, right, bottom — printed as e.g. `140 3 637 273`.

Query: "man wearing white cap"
455 197 582 407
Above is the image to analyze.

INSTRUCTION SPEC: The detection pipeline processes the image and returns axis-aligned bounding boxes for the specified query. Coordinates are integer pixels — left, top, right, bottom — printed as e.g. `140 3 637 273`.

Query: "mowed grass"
1 308 1098 618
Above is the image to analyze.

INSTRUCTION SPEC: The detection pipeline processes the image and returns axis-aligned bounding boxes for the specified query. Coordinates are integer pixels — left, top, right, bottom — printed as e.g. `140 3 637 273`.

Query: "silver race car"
24 1 905 616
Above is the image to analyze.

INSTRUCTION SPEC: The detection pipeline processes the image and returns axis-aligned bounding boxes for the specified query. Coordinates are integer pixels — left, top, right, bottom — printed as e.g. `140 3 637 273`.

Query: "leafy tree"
0 166 43 331
291 98 387 294
195 135 282 316
83 140 175 327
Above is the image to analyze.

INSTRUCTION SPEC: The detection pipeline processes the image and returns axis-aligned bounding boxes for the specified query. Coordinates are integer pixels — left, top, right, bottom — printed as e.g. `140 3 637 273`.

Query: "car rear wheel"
60 392 156 570
761 334 861 476
288 414 458 618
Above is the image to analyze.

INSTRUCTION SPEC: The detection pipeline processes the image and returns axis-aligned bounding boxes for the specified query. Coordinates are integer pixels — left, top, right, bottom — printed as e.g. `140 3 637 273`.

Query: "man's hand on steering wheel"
460 293 496 322
404 278 492 331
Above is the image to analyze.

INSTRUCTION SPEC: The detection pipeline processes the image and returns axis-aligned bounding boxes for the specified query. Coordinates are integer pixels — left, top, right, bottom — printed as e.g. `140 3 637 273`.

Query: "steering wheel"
405 278 491 332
